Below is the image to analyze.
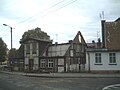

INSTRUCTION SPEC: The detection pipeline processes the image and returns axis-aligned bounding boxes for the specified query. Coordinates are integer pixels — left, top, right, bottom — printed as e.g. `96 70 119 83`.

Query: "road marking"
103 84 120 90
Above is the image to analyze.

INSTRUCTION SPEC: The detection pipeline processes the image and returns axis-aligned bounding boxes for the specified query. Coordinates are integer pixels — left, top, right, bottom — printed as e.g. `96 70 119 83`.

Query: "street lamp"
3 24 14 49
3 24 14 71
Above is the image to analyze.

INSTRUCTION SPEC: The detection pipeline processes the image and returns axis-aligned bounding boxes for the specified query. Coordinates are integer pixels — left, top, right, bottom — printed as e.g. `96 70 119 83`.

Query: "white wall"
70 64 79 72
25 58 29 64
58 67 64 72
58 59 64 65
86 51 120 71
58 58 64 72
33 58 39 70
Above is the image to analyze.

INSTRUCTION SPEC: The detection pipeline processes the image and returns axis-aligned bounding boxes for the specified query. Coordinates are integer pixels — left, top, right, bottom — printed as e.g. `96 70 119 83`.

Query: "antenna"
102 11 104 20
100 13 102 20
97 31 100 39
100 11 105 20
56 34 58 42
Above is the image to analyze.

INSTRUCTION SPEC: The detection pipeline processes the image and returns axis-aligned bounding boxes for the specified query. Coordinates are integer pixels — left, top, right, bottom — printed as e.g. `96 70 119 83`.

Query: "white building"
85 48 120 72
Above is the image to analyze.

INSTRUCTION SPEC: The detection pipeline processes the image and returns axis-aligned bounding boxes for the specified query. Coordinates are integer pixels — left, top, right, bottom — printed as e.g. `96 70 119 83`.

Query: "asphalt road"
0 73 120 90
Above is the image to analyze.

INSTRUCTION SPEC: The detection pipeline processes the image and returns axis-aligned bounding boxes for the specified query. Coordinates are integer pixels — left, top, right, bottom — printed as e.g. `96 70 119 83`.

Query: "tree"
0 38 7 63
7 48 17 65
21 27 50 41
8 48 17 59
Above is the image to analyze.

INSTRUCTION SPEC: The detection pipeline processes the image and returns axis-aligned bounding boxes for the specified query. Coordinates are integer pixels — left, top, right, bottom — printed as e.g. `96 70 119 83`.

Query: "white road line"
103 84 120 90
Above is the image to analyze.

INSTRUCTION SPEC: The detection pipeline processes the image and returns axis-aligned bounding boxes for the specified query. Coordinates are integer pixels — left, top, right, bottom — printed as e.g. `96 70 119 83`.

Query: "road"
0 73 120 90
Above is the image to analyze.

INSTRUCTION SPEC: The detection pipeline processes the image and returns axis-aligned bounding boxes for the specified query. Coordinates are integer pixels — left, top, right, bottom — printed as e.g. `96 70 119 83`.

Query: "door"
29 59 34 71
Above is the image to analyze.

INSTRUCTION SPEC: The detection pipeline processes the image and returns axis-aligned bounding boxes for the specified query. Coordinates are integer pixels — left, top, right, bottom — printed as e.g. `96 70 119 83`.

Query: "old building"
20 31 87 72
20 38 52 72
40 31 86 72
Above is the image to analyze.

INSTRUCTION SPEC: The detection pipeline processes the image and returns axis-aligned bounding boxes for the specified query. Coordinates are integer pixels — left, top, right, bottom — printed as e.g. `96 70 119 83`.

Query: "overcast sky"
0 0 120 49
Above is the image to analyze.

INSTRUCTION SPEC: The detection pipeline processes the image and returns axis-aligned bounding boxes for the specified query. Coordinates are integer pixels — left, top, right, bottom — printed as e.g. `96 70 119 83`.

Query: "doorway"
29 59 34 71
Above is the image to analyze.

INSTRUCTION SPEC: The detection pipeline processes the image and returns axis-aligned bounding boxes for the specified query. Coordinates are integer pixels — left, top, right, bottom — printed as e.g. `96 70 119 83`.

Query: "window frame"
26 44 30 54
48 59 54 68
40 59 46 68
94 53 102 65
109 53 116 65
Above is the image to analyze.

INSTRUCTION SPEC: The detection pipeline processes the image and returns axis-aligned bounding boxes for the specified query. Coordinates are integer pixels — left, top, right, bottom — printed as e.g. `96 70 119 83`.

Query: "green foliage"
0 38 7 62
21 27 50 40
8 48 17 59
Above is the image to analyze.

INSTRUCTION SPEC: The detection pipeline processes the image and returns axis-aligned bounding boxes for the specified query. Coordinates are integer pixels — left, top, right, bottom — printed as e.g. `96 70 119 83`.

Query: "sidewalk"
1 71 120 78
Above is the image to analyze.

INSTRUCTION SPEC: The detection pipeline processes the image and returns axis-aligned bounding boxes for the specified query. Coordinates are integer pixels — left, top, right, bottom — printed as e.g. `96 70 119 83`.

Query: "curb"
1 71 120 78
24 74 120 78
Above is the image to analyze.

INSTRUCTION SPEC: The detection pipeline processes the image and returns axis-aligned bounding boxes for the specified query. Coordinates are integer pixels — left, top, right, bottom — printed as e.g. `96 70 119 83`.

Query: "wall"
24 41 39 71
104 20 120 50
57 58 64 72
70 64 79 72
86 51 120 72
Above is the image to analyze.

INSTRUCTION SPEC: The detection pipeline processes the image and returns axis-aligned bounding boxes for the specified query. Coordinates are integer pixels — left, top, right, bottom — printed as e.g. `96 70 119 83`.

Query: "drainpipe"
88 52 90 72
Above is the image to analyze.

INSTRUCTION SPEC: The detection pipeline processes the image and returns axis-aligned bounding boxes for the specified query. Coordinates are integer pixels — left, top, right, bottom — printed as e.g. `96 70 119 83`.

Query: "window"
70 50 73 57
26 44 30 54
48 59 54 68
95 53 102 64
41 59 45 68
32 43 37 54
109 53 116 64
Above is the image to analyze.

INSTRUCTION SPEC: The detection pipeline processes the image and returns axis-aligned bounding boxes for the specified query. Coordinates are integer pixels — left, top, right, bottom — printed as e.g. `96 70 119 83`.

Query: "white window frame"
95 53 102 64
48 59 54 68
109 53 116 64
41 59 45 68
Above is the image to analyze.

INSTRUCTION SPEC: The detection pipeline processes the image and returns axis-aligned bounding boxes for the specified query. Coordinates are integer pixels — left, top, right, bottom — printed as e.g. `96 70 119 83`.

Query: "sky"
0 0 120 49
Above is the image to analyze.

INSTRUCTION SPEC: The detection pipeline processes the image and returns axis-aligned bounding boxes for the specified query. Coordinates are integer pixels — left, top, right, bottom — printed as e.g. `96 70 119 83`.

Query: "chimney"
55 42 58 46
97 38 101 48
92 40 95 48
101 20 106 48
69 40 72 43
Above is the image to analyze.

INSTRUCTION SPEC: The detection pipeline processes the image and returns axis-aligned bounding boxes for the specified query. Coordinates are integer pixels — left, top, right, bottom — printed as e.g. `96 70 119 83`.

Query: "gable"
72 31 86 45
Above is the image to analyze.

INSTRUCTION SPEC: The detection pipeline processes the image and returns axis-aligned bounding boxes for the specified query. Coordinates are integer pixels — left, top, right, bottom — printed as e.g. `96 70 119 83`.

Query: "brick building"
101 18 120 50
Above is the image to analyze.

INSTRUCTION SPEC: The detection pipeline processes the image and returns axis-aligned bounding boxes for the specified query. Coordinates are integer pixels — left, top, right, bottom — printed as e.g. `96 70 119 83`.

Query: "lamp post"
3 24 14 49
3 24 14 71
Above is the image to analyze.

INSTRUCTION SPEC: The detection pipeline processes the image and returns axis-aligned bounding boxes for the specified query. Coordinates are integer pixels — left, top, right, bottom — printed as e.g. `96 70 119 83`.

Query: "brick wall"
104 18 120 50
